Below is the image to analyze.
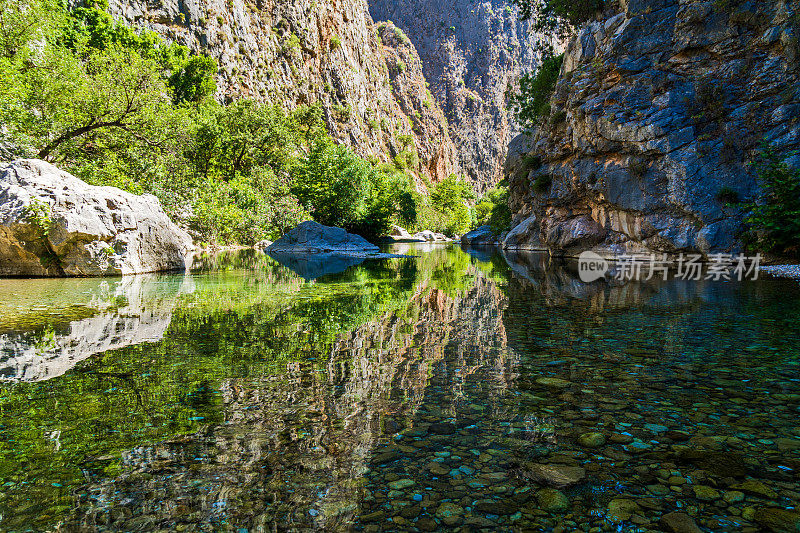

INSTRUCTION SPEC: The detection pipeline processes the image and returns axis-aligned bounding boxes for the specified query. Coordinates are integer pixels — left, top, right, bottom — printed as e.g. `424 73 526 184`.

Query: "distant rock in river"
267 221 380 254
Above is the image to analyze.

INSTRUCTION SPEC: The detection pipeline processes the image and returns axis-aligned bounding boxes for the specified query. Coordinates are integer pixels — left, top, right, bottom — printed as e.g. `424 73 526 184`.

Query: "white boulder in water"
0 159 195 276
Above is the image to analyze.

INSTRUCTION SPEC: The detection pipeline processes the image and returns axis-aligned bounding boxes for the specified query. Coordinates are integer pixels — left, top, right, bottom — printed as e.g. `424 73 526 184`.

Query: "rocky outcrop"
505 0 800 257
266 221 379 254
461 225 497 245
0 159 195 276
368 0 542 192
377 22 460 186
96 0 458 185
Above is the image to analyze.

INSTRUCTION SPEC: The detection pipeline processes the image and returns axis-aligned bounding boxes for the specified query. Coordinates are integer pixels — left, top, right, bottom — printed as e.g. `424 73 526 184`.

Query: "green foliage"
533 173 552 193
187 100 302 182
475 186 511 235
192 168 308 245
22 200 54 237
292 139 414 240
522 154 542 171
715 186 739 204
330 35 341 50
417 175 475 236
509 54 563 131
743 145 800 255
510 0 604 37
169 55 218 104
0 0 213 167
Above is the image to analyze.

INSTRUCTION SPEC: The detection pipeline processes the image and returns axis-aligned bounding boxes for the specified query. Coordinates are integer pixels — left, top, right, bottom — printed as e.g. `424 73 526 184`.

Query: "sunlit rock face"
506 0 800 257
0 160 195 276
368 0 543 192
0 274 194 382
88 0 460 185
57 264 511 531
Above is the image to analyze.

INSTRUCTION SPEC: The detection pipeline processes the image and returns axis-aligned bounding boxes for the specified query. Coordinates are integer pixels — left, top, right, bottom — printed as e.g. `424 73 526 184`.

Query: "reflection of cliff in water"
58 264 511 532
0 275 195 382
500 249 800 365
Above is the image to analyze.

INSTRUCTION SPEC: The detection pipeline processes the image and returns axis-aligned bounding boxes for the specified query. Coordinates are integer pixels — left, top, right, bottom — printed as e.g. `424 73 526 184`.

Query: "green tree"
292 138 372 229
743 145 800 255
475 186 511 235
186 100 301 182
169 55 218 104
427 174 475 235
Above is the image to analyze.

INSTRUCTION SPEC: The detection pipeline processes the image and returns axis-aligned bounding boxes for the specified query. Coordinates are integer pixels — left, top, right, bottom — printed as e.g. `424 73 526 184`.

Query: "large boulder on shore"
461 225 497 245
267 221 380 254
0 159 194 277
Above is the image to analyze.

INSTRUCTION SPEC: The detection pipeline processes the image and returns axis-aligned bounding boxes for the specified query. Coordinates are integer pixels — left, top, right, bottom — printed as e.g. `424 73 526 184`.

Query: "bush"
522 154 542 171
743 145 800 255
192 170 308 245
511 0 604 32
715 186 739 204
689 80 727 132
475 186 511 235
533 174 552 193
169 55 218 104
509 54 563 130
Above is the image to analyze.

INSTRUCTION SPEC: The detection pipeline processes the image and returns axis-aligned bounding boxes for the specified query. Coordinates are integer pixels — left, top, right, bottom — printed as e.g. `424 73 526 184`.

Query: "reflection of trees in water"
55 257 512 532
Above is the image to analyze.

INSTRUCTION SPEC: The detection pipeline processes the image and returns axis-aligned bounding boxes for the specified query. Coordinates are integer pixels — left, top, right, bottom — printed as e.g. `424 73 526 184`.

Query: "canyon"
504 0 800 257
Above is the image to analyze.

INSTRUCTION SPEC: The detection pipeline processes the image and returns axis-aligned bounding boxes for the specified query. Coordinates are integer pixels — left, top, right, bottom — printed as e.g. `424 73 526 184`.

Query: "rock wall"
505 0 800 257
368 0 542 192
94 0 459 184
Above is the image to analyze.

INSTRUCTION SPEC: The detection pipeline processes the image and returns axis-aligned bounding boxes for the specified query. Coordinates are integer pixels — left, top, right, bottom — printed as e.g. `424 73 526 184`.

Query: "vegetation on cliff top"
510 0 604 44
510 54 564 131
0 0 475 244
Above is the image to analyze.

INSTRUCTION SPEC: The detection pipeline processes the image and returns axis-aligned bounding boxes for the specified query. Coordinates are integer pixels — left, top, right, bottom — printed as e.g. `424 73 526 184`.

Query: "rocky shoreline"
761 265 800 282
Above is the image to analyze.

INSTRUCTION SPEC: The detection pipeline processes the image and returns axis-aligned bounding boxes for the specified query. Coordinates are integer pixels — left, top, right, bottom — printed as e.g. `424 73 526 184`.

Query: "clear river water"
0 244 798 532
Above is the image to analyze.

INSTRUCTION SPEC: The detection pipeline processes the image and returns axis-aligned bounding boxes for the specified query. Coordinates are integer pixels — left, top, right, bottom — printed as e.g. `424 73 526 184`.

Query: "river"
0 245 798 532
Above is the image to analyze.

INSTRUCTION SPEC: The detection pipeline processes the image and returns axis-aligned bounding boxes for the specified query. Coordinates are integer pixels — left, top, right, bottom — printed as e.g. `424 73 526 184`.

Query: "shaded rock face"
506 0 800 257
97 0 458 184
461 225 497 245
266 221 379 254
0 160 194 276
368 0 542 192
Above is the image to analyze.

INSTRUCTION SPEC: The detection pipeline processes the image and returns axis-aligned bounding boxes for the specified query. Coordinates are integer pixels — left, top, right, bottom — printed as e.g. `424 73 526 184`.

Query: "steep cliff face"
97 0 458 184
505 0 800 257
368 0 541 192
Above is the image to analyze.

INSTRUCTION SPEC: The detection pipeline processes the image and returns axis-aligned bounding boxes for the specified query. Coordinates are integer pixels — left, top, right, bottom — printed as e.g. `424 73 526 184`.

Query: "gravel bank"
761 265 800 281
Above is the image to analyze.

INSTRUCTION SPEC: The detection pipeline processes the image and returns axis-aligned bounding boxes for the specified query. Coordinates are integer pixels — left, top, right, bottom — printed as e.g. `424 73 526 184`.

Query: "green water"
0 245 798 532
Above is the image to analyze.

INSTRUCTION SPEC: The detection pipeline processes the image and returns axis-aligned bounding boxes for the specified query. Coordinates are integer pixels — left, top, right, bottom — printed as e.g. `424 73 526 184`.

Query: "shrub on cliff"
509 54 564 131
743 145 800 256
510 0 604 33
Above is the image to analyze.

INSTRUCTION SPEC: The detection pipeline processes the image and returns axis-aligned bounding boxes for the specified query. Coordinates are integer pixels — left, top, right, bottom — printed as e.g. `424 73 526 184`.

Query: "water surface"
0 246 798 532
